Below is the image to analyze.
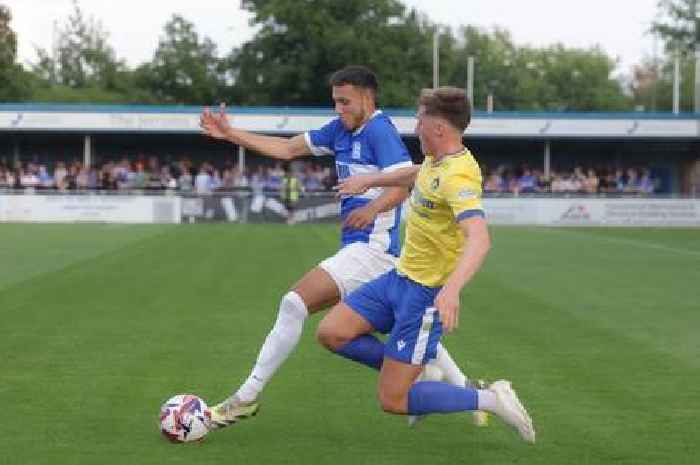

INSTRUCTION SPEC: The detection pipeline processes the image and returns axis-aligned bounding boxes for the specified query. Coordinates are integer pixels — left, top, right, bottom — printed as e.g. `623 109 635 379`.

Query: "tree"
652 0 699 55
226 0 436 107
137 14 224 104
0 4 31 101
32 0 125 89
444 26 630 111
632 56 696 112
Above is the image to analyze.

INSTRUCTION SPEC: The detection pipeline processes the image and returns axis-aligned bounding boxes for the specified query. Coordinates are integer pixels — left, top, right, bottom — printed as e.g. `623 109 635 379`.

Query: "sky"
4 0 662 76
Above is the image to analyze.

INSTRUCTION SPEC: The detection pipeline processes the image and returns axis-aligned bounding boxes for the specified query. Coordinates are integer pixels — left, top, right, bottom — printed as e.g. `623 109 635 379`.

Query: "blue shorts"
345 269 443 365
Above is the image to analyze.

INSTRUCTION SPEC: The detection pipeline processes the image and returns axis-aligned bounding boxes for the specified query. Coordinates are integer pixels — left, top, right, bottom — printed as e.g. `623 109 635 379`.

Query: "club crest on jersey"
352 141 362 160
430 177 440 190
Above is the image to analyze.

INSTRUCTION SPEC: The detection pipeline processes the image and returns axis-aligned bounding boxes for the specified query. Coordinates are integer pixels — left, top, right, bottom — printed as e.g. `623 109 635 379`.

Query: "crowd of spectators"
0 157 660 196
0 157 335 195
483 165 659 195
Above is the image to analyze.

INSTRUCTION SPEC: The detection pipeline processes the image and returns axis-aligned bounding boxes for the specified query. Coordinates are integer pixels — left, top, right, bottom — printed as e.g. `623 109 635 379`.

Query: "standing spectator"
639 169 656 195
54 162 68 190
232 164 250 189
484 172 505 193
624 168 640 194
179 167 193 192
583 168 599 194
195 166 212 194
516 168 537 194
76 166 90 189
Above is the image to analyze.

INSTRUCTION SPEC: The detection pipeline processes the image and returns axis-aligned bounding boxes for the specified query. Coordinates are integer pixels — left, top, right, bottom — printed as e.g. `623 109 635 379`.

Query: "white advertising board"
484 198 700 227
0 194 181 224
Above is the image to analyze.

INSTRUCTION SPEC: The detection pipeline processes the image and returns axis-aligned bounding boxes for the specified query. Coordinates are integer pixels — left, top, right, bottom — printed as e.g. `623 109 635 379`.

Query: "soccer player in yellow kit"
317 87 535 443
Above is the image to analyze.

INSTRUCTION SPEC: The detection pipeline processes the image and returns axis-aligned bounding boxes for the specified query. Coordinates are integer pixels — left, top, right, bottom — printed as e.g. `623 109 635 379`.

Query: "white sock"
476 389 497 412
235 291 308 403
429 343 468 387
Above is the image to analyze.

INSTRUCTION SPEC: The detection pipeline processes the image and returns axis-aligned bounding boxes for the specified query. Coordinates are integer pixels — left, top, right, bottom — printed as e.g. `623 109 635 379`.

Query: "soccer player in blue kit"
319 86 535 443
199 66 476 429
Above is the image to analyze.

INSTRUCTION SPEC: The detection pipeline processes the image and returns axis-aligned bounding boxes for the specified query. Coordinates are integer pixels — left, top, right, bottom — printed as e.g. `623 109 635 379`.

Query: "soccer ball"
159 394 210 443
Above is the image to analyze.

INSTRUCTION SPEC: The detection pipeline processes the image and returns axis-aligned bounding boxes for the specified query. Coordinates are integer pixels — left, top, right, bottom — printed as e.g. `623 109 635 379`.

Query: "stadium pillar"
433 29 439 89
467 56 475 106
695 47 700 113
544 141 551 178
238 145 246 174
83 135 92 168
673 53 681 114
694 0 700 113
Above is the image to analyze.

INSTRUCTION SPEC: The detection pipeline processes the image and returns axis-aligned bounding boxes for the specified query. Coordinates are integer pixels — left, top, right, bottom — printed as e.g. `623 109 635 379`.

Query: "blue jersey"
305 111 412 256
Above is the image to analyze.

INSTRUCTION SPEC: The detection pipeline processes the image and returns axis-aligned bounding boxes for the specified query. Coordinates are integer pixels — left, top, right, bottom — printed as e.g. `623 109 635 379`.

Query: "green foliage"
631 55 697 112
636 0 700 112
32 0 126 90
0 4 16 68
0 4 31 101
138 14 225 105
444 27 630 111
229 0 435 106
6 0 641 110
652 0 700 55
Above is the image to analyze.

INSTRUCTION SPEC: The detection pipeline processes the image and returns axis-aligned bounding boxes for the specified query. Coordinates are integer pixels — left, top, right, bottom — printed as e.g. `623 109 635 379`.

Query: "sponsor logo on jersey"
458 189 477 200
352 141 362 160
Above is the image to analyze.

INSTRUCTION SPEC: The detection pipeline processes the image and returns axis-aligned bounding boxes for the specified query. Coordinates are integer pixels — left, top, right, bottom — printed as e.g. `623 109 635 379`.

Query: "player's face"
332 84 372 130
415 105 439 155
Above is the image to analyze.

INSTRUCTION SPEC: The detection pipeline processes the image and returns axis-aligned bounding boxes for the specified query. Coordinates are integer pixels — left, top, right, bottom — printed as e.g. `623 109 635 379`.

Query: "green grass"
0 223 698 465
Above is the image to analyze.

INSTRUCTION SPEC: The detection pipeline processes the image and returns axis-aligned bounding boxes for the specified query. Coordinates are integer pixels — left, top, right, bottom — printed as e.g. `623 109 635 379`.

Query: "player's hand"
200 103 232 140
343 204 379 230
434 286 460 333
334 175 374 196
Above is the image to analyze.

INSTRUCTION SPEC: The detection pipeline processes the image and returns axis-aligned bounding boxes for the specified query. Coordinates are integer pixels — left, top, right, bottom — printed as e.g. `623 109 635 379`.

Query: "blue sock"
407 381 478 415
335 334 384 370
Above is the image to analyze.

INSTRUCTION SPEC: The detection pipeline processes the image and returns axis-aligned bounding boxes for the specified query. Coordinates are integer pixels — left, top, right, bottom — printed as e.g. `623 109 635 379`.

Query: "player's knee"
377 388 408 414
316 317 348 351
280 291 308 321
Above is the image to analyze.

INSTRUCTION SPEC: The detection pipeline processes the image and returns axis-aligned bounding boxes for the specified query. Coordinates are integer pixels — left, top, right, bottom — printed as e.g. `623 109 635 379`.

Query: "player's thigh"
385 278 442 366
377 357 422 413
317 243 396 300
291 266 341 314
316 302 374 350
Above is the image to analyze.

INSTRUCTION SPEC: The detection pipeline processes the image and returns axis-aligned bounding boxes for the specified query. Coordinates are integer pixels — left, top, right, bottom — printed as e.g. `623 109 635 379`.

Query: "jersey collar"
429 147 468 167
352 110 382 136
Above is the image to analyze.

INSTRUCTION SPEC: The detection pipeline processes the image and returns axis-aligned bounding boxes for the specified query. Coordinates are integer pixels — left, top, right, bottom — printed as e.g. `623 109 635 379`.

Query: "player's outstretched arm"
335 165 420 195
434 216 491 333
200 103 310 160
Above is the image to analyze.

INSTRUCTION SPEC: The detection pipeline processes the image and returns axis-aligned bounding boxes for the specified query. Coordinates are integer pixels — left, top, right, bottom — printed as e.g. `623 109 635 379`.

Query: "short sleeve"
305 118 341 157
440 164 485 222
367 120 412 172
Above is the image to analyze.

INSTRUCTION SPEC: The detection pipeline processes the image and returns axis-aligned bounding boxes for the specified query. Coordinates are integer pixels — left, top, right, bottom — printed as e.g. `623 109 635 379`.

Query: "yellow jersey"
397 149 484 287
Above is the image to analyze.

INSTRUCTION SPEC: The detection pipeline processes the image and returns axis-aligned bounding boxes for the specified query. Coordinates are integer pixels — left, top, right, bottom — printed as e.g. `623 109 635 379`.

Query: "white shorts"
318 242 398 298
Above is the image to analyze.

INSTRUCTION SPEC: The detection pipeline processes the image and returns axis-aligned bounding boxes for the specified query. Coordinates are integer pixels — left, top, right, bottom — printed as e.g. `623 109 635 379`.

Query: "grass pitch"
1 223 698 465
